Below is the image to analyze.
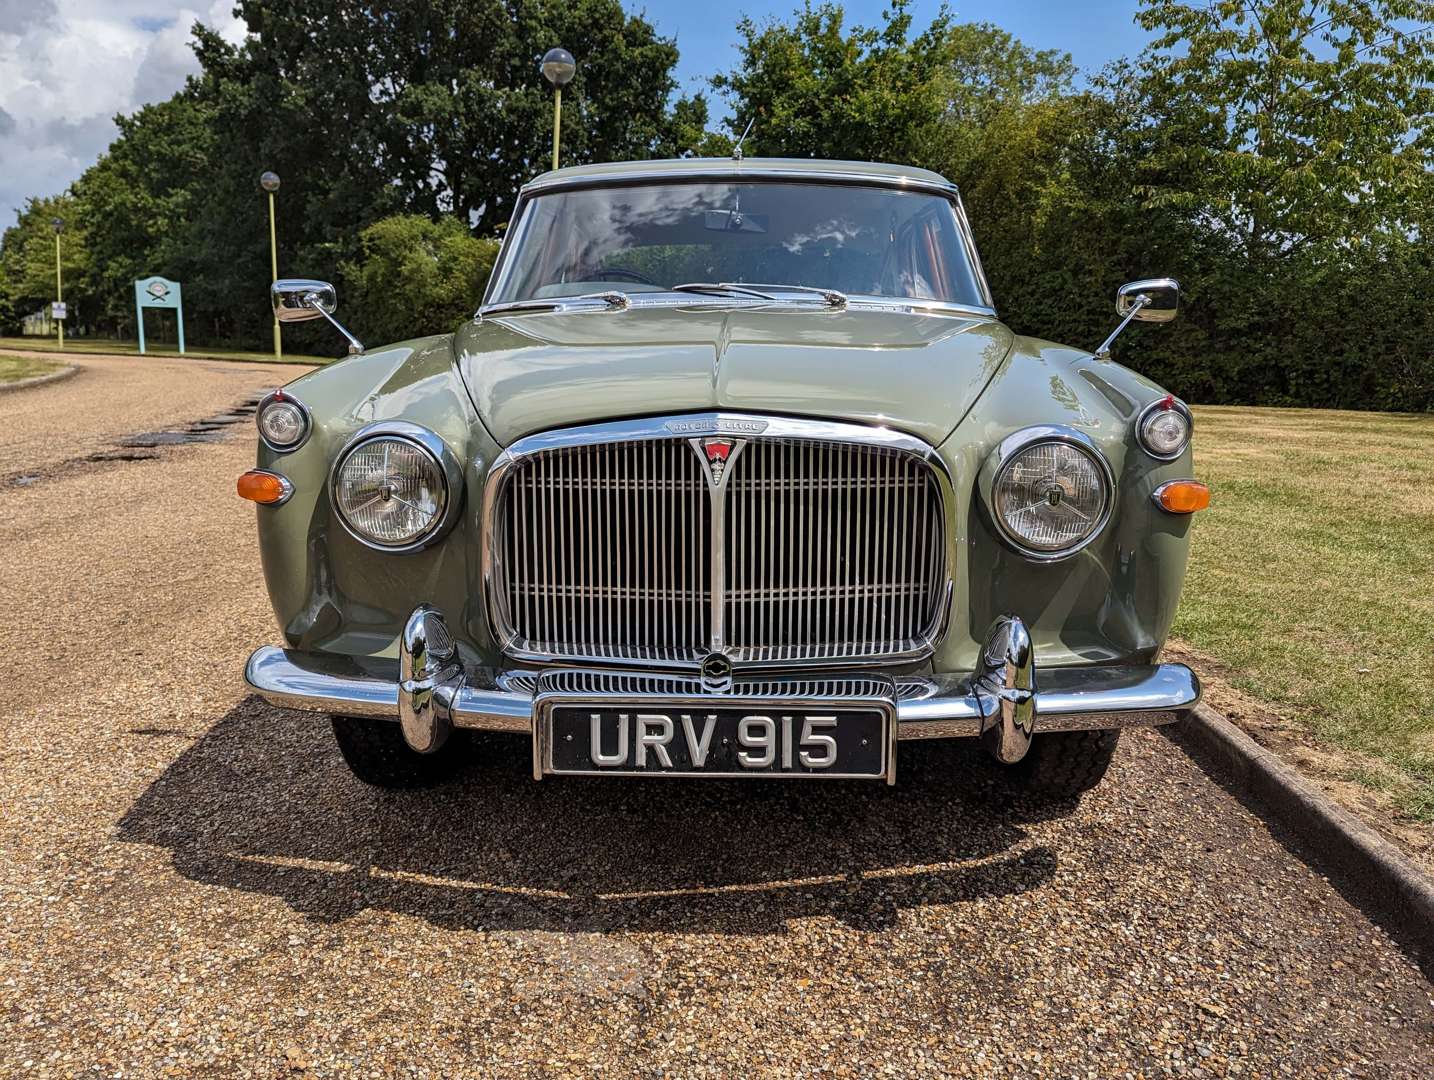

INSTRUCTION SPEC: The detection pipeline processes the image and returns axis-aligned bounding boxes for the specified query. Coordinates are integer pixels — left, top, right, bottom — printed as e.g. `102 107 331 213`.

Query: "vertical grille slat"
496 430 945 665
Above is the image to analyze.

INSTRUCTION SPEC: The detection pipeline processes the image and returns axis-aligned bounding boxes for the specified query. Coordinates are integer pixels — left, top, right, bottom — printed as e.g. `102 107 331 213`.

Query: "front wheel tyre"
1005 729 1120 801
330 715 463 789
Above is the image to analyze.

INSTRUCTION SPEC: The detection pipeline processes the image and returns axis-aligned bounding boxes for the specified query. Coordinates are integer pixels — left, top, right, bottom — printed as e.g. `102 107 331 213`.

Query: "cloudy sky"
0 1 1148 226
0 0 243 218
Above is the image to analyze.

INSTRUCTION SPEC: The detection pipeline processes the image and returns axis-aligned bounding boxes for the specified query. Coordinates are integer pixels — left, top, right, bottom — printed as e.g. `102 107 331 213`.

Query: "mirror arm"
303 291 364 355
1093 293 1149 360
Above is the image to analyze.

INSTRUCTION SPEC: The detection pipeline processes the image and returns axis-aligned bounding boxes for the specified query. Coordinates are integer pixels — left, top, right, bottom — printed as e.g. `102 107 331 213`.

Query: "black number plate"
543 705 892 779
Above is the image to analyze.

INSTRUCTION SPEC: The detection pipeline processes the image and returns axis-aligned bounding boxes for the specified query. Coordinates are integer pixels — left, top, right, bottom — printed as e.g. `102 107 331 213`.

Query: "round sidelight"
256 393 310 451
1136 397 1192 459
333 434 449 549
992 435 1113 558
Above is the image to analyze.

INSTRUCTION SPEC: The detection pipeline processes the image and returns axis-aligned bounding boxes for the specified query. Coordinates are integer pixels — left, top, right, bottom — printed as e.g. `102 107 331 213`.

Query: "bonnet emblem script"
665 417 768 435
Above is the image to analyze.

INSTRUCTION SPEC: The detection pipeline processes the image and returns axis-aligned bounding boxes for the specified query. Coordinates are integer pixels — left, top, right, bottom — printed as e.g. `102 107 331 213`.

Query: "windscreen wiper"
740 282 849 308
670 282 847 308
479 291 630 319
670 282 779 301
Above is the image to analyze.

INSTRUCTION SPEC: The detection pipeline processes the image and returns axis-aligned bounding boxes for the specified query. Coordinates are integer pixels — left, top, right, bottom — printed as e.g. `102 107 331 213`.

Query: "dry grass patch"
0 336 330 366
1176 405 1434 822
0 355 66 383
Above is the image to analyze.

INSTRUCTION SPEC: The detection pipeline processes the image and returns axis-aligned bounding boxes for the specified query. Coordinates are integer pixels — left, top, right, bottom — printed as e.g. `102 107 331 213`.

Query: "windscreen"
488 181 989 308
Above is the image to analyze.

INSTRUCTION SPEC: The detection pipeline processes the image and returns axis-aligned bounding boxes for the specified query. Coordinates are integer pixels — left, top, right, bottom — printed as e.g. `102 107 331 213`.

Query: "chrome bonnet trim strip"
244 647 1201 739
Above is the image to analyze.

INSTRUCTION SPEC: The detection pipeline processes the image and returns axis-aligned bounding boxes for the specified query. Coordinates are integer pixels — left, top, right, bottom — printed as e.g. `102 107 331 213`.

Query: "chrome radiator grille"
724 440 944 662
490 423 948 667
498 440 712 661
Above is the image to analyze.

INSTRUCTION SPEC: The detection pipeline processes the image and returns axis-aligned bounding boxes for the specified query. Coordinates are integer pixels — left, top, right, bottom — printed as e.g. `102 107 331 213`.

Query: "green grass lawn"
0 354 68 383
1177 406 1434 821
0 335 331 366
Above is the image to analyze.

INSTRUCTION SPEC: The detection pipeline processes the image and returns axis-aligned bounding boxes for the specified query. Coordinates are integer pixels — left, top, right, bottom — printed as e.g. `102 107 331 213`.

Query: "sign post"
133 277 185 355
53 219 64 349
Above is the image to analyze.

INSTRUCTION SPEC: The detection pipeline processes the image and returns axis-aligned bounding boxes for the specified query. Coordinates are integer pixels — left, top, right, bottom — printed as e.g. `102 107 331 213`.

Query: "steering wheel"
587 266 659 286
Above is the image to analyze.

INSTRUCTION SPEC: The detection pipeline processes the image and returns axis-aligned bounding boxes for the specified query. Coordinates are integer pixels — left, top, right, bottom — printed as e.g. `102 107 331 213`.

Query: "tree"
942 22 1076 124
74 0 708 348
0 195 91 334
1133 0 1434 261
71 95 216 336
712 0 957 164
340 214 500 343
225 0 706 234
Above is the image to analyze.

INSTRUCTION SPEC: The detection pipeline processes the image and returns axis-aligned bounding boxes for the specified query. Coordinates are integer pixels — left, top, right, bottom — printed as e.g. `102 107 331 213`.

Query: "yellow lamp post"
540 48 576 171
260 171 282 360
52 218 64 350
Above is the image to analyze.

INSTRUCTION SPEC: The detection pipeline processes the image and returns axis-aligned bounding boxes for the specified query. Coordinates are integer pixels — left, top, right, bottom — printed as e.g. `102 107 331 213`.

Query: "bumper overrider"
244 606 1200 782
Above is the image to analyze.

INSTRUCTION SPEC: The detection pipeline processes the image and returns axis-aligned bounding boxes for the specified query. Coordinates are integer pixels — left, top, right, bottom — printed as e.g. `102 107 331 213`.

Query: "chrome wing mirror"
1094 278 1179 359
271 279 364 355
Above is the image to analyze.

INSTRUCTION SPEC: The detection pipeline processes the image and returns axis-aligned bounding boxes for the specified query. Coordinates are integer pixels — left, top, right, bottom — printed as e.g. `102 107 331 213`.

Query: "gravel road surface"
2 356 1431 1077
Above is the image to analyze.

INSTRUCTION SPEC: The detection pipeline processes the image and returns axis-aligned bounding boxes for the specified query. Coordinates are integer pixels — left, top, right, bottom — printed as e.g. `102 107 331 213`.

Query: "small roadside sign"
51 301 67 320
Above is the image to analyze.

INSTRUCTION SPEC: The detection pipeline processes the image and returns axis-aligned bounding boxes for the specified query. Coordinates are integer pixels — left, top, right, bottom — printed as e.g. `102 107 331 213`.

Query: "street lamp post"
540 48 576 171
52 218 63 350
260 171 282 360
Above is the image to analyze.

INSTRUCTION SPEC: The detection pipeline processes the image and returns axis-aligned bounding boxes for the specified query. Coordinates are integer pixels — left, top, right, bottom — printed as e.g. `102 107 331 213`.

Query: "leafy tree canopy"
0 195 89 327
339 214 500 344
712 0 957 164
1133 0 1434 259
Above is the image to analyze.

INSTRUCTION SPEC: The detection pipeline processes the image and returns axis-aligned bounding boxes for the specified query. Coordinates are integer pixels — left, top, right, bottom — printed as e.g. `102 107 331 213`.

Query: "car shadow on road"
116 696 1066 934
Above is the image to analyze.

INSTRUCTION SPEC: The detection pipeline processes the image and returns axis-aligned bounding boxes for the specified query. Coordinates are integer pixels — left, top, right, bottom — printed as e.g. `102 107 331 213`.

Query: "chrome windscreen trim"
479 412 956 672
476 293 996 322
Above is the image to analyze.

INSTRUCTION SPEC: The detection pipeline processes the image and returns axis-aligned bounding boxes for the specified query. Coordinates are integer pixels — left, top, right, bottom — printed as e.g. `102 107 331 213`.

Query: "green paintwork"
253 163 1195 677
453 307 1011 447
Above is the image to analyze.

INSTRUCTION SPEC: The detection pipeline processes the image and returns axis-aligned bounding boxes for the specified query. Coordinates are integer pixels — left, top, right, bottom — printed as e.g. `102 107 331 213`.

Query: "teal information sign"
134 276 185 355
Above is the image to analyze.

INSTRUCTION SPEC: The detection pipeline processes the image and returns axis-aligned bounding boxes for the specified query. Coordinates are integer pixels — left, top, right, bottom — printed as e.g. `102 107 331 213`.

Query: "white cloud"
0 1 245 220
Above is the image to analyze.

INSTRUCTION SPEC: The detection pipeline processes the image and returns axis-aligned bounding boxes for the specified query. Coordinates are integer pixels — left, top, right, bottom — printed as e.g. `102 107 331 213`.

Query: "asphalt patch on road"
2 392 264 489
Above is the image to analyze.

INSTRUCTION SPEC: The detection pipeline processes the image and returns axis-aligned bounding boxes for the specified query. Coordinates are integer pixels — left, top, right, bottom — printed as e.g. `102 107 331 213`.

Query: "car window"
488 181 988 308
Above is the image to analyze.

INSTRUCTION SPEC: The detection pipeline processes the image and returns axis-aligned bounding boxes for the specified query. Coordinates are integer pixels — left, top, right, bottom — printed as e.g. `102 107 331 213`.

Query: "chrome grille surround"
482 413 954 670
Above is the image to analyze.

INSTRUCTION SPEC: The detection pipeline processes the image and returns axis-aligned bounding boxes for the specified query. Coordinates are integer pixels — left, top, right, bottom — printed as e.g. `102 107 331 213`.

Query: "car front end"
240 158 1206 792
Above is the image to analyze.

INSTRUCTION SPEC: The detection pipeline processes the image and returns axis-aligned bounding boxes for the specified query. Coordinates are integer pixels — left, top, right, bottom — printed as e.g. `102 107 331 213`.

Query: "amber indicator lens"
1155 480 1210 513
238 470 290 504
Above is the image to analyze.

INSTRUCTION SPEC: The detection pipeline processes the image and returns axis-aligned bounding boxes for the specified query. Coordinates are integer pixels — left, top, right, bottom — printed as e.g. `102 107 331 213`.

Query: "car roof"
521 156 959 196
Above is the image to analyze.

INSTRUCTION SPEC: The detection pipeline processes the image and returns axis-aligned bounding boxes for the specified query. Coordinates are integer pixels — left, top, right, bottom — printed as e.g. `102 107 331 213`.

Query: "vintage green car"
241 157 1207 797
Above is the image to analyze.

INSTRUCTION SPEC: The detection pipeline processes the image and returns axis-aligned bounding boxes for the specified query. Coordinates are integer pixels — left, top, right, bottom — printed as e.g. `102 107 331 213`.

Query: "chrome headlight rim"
328 421 464 554
256 390 312 453
1134 396 1193 461
986 425 1116 563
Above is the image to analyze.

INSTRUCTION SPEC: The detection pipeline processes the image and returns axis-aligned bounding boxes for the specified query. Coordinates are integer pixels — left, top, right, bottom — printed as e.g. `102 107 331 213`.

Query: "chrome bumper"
243 612 1201 756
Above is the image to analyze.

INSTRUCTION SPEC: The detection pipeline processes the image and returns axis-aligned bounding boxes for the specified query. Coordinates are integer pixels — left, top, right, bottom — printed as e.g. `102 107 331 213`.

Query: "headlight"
256 392 310 450
333 434 449 548
992 434 1113 558
1136 396 1192 459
